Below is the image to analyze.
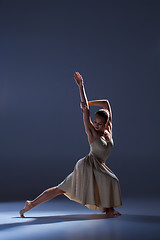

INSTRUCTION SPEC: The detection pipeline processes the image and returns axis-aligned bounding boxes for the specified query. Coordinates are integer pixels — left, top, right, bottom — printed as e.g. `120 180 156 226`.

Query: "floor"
0 196 159 240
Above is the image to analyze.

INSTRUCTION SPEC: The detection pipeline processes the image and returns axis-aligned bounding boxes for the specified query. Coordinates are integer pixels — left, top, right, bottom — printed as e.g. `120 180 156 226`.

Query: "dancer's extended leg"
20 187 65 217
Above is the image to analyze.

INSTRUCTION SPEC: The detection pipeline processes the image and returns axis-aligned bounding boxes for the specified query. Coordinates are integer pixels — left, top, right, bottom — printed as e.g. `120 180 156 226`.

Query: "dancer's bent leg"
105 207 122 217
20 187 65 217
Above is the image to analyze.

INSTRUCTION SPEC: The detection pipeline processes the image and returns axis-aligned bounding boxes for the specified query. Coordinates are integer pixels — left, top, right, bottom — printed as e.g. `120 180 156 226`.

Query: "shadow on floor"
0 213 160 231
0 213 117 231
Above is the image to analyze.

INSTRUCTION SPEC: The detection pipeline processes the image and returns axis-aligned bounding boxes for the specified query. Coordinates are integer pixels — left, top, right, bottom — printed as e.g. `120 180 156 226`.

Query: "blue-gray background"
0 0 159 201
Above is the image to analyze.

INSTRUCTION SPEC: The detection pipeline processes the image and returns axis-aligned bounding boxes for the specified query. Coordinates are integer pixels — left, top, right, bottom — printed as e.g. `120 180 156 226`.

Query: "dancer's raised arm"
74 72 95 139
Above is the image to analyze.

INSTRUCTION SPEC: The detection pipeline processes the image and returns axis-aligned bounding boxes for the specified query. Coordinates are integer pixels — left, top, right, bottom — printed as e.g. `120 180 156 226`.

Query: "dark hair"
95 109 109 123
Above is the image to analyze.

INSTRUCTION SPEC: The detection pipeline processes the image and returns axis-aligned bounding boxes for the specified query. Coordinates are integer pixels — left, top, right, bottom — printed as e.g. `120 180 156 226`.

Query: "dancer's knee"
43 188 54 197
43 187 65 197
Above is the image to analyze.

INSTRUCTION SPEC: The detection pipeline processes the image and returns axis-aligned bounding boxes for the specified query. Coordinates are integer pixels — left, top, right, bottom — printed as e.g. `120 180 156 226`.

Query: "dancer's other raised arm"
88 99 112 135
88 99 112 122
74 72 96 139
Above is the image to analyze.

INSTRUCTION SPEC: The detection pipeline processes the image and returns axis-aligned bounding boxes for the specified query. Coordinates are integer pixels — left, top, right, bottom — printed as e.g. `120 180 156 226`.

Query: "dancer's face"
93 115 106 132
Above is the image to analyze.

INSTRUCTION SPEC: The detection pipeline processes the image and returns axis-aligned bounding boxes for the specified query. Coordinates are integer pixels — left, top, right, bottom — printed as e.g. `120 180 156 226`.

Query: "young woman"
20 72 122 217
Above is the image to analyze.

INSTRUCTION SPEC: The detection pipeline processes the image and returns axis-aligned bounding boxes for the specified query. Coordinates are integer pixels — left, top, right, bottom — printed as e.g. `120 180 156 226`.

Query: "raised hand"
74 72 84 87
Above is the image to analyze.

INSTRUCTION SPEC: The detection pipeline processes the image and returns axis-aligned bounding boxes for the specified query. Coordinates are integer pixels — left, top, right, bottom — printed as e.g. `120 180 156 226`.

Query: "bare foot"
105 207 121 217
19 200 33 218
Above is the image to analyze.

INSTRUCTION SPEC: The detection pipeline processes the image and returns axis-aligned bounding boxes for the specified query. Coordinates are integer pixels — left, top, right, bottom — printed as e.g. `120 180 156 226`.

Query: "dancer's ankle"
29 201 35 208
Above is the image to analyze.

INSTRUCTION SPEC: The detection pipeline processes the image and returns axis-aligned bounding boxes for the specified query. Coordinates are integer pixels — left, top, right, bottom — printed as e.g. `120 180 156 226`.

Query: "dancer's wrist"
79 81 84 89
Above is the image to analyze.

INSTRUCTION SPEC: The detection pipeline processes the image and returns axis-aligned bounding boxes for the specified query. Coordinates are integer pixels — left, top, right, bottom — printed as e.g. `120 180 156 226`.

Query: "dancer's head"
94 109 109 132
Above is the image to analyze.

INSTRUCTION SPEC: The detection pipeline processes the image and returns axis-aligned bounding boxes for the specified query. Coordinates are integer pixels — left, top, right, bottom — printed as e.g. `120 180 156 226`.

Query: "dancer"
20 72 122 218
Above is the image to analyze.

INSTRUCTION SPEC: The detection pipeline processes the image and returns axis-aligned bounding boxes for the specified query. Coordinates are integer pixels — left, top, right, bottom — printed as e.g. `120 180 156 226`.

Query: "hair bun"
95 109 109 123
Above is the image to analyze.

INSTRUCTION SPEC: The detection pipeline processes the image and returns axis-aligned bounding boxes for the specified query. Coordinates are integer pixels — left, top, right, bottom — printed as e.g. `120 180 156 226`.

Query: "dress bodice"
89 136 114 163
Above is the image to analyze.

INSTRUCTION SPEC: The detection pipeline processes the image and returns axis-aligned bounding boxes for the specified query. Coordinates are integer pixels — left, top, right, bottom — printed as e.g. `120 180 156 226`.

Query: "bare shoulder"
104 130 112 142
105 120 112 136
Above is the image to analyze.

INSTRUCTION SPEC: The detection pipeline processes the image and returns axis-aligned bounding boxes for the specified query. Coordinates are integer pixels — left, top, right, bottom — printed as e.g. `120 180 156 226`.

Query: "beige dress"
56 136 122 213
